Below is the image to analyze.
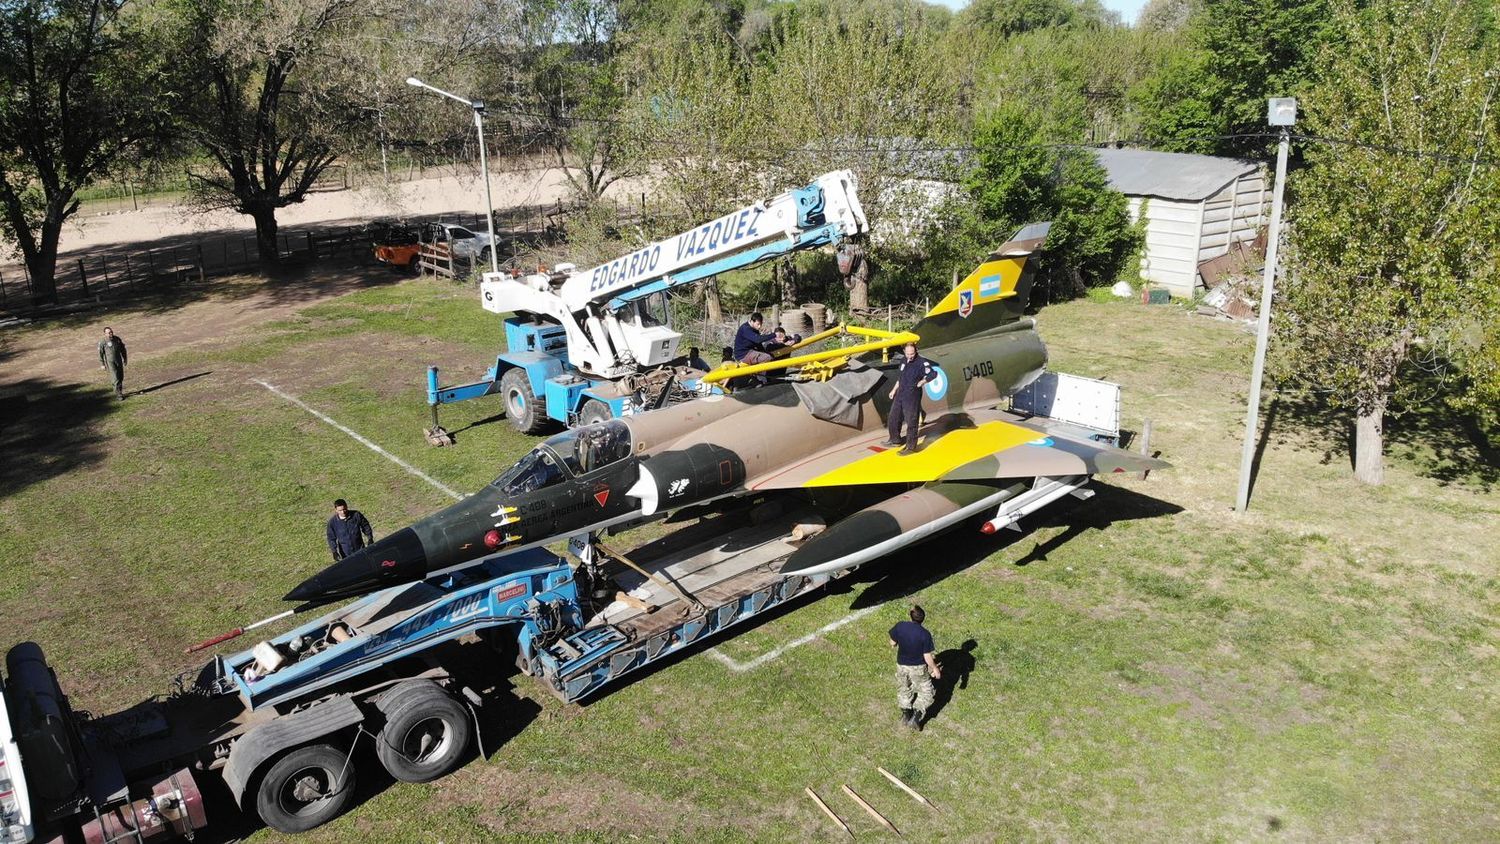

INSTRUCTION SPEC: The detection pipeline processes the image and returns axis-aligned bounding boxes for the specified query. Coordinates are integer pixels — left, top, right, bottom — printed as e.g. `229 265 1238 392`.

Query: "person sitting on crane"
764 327 802 357
733 312 779 366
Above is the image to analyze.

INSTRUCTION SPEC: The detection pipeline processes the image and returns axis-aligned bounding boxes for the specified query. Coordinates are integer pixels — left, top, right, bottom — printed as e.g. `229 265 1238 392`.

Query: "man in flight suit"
884 341 933 455
98 327 128 400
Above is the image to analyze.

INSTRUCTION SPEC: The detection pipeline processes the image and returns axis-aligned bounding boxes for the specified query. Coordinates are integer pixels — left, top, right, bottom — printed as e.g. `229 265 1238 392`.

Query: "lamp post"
1235 97 1296 512
406 76 499 273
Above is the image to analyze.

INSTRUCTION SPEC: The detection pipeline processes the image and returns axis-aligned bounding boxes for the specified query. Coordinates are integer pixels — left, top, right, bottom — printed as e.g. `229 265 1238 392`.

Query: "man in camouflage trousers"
889 604 940 730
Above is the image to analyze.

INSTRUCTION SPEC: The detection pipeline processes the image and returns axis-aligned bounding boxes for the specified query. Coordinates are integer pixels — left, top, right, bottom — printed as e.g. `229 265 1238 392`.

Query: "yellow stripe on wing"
804 421 1040 487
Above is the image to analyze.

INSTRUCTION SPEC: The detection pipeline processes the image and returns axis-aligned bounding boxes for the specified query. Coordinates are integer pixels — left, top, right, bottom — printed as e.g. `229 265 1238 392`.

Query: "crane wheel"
254 743 356 834
375 682 473 783
578 399 612 427
500 368 547 434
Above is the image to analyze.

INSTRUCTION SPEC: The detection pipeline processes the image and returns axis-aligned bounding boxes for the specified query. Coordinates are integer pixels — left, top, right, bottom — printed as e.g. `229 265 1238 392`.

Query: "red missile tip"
979 521 998 535
484 529 503 549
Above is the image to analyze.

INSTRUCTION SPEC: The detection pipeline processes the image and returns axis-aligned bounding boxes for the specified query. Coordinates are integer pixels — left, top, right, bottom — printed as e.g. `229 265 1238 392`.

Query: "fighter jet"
285 224 1168 604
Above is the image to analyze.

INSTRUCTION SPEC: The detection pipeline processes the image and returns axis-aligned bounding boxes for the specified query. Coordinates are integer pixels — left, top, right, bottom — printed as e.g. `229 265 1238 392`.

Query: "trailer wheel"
254 743 356 834
578 399 612 427
500 368 547 434
407 254 422 275
376 684 472 783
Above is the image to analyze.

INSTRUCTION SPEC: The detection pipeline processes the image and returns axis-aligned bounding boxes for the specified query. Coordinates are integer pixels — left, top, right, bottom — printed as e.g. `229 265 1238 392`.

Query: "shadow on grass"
133 371 214 396
1266 380 1500 492
580 482 1181 705
446 412 509 440
927 639 978 723
0 378 115 500
848 482 1183 610
13 259 408 327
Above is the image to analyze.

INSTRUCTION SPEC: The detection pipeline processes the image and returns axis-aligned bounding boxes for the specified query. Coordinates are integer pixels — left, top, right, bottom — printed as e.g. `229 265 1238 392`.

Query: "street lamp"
406 76 500 273
1235 97 1296 512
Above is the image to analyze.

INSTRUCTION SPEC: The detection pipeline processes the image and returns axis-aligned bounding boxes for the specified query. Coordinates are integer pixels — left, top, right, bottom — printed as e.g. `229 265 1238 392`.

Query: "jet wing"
746 409 1168 490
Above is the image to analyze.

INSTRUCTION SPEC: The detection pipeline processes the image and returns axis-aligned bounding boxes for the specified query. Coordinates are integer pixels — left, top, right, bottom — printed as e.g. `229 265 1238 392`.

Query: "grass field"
1 271 1496 842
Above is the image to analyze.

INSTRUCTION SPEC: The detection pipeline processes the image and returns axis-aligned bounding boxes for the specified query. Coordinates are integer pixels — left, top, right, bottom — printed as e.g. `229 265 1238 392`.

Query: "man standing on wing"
885 341 933 455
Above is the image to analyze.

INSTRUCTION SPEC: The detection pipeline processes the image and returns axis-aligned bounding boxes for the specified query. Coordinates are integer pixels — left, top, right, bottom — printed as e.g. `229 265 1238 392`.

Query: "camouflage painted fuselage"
284 226 1167 604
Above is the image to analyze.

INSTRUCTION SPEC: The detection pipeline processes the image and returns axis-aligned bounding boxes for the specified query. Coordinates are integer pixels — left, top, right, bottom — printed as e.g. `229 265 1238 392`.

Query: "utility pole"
1235 97 1296 513
407 77 501 274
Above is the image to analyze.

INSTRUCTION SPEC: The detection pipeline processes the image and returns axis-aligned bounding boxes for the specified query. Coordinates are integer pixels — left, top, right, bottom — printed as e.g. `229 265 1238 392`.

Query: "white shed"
1093 148 1268 297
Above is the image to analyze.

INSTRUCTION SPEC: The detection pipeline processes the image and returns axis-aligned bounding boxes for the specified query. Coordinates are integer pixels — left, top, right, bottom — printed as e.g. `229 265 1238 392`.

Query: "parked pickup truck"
373 222 495 272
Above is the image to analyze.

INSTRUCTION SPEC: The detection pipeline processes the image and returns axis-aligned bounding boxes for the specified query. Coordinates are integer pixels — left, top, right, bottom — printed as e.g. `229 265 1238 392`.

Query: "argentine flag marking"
979 274 1003 299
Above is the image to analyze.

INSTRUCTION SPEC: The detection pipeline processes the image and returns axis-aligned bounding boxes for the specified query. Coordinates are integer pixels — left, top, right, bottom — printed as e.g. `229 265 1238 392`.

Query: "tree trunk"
848 255 870 310
250 206 280 265
1353 395 1387 485
25 219 63 306
703 280 723 323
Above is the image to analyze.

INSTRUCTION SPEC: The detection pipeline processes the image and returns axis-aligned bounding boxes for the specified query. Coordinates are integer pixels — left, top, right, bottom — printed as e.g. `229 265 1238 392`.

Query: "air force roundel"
924 366 949 401
957 288 974 318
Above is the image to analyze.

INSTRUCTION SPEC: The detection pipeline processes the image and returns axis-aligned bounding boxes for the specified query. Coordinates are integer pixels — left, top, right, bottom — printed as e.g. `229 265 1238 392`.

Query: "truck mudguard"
222 695 364 807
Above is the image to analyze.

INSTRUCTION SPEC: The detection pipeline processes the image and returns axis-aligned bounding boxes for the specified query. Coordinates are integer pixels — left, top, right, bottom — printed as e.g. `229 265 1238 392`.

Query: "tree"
959 0 1115 37
1132 0 1336 157
618 13 761 321
0 0 177 304
963 104 1137 296
177 0 368 264
747 0 964 308
1277 0 1500 485
516 0 642 203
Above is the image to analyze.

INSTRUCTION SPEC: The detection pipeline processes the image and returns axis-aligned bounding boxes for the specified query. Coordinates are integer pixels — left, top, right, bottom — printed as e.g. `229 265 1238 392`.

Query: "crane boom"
478 171 867 378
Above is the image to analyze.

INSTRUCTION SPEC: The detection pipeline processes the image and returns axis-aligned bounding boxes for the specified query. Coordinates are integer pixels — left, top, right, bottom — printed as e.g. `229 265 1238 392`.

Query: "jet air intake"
627 444 747 516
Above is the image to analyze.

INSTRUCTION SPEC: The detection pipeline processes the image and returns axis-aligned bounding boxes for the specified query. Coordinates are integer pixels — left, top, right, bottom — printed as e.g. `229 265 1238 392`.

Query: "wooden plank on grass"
842 784 900 836
805 787 851 837
877 767 937 810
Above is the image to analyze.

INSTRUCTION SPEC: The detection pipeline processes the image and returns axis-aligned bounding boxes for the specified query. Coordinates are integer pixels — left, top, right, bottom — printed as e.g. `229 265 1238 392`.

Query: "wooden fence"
0 203 571 314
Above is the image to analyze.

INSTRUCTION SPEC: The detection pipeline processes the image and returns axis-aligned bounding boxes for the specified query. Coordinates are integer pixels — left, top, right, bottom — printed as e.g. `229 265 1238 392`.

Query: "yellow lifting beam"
700 324 918 385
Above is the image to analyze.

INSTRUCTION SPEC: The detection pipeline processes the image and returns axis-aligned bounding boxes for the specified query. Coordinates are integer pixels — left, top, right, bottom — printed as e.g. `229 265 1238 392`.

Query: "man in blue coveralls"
884 341 933 455
326 499 375 561
890 604 941 730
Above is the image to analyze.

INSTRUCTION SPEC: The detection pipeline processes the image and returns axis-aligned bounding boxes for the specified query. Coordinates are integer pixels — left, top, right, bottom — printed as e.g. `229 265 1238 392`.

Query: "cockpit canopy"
490 420 634 496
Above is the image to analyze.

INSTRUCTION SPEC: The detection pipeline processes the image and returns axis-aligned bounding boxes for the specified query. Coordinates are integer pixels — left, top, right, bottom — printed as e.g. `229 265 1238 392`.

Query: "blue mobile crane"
423 170 867 440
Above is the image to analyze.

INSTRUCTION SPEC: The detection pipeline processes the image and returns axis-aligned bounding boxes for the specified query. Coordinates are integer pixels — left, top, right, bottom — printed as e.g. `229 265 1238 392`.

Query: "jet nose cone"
282 579 323 603
283 528 428 604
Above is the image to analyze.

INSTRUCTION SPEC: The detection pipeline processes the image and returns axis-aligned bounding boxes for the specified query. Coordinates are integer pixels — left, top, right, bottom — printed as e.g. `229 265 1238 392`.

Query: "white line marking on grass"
707 605 881 672
706 566 961 672
254 379 463 501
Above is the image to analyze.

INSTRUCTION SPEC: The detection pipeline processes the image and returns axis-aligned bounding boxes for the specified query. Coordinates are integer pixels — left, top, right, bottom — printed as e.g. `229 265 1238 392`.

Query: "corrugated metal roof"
1092 148 1260 202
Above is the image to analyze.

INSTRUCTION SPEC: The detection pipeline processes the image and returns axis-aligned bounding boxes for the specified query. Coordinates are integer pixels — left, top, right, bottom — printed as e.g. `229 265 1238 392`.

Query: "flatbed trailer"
0 430 1103 842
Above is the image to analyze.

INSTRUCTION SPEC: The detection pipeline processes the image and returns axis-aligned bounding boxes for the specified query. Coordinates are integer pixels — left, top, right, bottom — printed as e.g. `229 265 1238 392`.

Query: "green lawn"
1 277 1495 842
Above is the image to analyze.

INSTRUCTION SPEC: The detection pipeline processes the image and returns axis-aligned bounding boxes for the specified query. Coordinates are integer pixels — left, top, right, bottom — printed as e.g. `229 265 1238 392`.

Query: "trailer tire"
578 399 612 427
500 368 547 434
408 254 422 275
254 743 356 834
376 683 472 783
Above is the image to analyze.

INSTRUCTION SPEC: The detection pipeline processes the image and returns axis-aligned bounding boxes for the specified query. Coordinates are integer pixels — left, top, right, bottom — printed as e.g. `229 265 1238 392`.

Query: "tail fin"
910 222 1050 347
